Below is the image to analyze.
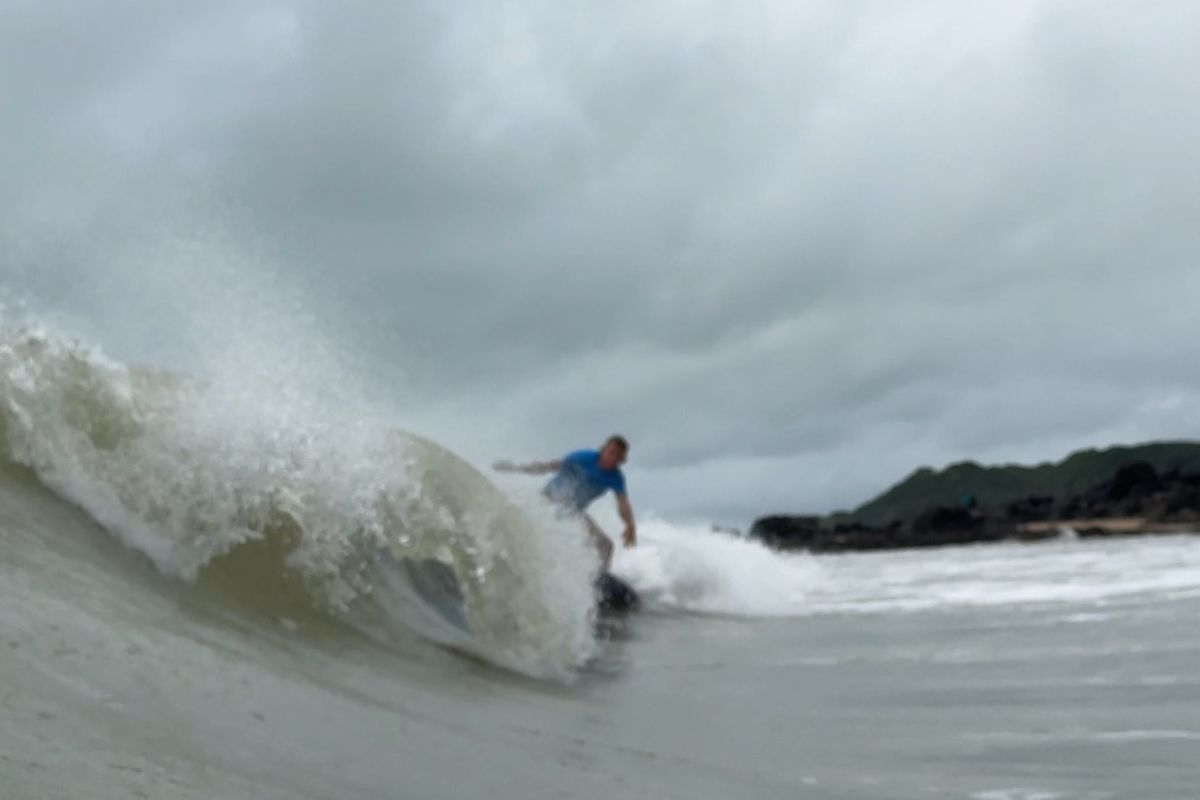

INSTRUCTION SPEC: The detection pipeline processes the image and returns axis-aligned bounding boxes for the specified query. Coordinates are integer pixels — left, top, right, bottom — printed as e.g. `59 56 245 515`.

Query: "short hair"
604 434 629 453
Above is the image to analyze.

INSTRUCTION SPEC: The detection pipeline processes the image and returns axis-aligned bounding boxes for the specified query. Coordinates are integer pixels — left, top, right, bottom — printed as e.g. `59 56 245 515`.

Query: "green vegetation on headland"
845 441 1200 527
751 440 1200 553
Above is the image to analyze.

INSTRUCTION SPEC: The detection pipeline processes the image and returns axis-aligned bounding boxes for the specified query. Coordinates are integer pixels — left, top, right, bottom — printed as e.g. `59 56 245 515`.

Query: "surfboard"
595 571 639 613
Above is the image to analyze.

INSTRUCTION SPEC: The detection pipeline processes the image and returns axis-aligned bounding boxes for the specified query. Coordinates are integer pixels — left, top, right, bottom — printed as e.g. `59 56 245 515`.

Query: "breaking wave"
0 322 599 680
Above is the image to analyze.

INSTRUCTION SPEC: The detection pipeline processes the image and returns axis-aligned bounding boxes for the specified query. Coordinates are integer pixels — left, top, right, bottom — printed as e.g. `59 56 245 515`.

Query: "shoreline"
1017 517 1199 538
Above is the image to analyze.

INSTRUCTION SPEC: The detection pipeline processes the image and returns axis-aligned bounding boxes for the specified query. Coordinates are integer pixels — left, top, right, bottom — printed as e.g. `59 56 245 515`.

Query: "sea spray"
615 516 827 616
0 321 599 679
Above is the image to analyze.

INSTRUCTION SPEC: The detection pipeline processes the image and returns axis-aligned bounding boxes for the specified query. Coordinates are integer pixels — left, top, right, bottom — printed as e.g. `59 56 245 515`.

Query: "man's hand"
616 494 637 547
622 525 637 547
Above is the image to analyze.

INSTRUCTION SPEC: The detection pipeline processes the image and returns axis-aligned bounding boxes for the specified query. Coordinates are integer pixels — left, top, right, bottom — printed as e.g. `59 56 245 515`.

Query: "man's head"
598 435 629 470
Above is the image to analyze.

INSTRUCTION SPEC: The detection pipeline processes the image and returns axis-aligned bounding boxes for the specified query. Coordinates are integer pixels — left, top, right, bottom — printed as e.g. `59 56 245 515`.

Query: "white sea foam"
612 514 1200 617
971 789 1064 800
613 517 824 616
1090 729 1200 743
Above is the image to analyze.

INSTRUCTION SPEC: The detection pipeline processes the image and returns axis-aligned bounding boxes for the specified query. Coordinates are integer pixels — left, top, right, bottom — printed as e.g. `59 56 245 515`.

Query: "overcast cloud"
2 1 1198 524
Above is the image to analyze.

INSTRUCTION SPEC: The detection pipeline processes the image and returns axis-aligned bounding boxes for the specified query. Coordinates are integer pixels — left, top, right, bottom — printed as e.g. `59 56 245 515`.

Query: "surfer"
493 435 636 569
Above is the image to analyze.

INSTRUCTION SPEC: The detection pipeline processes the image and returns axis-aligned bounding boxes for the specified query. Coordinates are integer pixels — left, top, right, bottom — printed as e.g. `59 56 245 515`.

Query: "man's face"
598 442 627 470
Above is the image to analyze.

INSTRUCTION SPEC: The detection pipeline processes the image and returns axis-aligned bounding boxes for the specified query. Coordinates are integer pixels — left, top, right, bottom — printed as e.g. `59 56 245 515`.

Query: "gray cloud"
2 1 1199 523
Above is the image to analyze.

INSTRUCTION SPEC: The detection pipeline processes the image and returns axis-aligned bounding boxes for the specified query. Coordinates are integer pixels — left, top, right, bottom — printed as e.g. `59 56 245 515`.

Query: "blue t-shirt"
543 449 626 512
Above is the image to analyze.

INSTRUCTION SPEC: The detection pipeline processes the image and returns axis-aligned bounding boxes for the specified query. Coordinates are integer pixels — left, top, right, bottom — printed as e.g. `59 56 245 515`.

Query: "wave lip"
0 322 598 680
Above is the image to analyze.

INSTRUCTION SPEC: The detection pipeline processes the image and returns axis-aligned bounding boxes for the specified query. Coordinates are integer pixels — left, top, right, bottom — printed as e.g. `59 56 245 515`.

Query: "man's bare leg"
582 514 614 570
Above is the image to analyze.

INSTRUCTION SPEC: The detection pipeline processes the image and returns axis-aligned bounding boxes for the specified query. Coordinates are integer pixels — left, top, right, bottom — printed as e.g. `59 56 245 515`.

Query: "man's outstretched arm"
616 493 637 547
493 458 562 476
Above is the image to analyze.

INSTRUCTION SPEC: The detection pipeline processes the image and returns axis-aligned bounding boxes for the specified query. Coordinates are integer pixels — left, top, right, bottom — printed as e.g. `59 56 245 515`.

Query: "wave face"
0 322 599 679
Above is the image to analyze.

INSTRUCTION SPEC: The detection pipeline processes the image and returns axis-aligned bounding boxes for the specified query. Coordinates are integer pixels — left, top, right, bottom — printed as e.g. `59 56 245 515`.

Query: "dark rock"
1163 482 1200 512
1105 461 1163 501
911 506 981 534
1007 495 1056 522
1125 501 1145 516
1060 495 1085 518
748 515 822 550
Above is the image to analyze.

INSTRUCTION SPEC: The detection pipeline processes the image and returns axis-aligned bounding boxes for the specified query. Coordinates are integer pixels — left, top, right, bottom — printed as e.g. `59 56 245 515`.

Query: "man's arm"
616 493 637 547
493 458 562 476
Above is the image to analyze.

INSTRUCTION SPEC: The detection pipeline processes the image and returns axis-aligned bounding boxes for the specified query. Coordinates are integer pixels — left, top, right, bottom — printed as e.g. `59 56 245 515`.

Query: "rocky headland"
750 445 1200 553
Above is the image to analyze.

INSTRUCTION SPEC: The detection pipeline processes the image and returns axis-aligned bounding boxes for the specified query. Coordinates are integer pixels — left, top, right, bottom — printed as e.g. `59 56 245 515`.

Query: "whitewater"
3 323 1199 799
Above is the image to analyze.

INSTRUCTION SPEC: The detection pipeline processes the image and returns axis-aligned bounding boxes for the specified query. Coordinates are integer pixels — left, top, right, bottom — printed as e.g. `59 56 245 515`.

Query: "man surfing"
493 435 636 570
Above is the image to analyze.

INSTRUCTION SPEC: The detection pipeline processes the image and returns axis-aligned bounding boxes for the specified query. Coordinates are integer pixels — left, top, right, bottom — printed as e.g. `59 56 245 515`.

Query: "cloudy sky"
2 1 1198 524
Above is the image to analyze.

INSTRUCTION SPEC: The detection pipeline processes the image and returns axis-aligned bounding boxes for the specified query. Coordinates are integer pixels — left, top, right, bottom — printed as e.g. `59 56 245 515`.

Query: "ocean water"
2 324 1199 799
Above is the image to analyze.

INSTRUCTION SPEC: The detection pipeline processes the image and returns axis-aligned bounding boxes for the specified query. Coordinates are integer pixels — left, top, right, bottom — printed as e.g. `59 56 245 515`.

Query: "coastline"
1017 517 1199 538
750 457 1200 553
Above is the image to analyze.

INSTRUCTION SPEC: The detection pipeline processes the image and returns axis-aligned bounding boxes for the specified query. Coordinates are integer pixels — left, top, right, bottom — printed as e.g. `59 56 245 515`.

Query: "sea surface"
2 324 1198 799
